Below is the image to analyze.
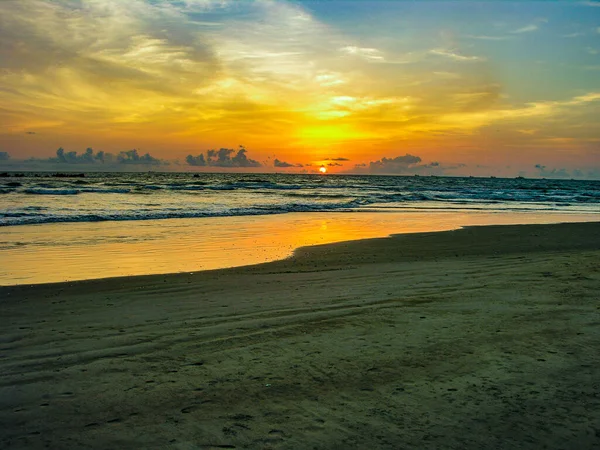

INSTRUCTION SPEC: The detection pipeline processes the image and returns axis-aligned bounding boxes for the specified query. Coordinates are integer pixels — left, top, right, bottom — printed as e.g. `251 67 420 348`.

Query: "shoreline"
1 211 599 287
1 220 599 290
1 221 599 449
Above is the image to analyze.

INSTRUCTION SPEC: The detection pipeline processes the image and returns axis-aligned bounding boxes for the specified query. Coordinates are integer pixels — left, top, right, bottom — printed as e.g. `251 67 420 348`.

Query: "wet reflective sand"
1 210 598 285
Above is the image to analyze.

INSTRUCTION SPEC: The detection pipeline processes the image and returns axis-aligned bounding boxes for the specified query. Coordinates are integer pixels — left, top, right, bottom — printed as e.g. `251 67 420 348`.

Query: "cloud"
381 154 421 165
511 24 539 34
348 154 466 176
326 157 350 161
534 164 570 179
186 146 261 168
428 48 483 62
25 131 36 135
27 147 165 165
210 147 261 167
531 164 600 180
30 147 111 164
327 162 343 167
0 0 224 135
341 46 385 61
274 159 302 168
314 72 345 87
586 168 600 179
186 153 206 166
510 18 547 35
117 149 163 165
0 0 597 176
0 152 10 161
434 91 600 132
366 154 422 174
465 35 512 41
2 0 395 152
274 159 293 168
467 18 547 40
55 147 94 164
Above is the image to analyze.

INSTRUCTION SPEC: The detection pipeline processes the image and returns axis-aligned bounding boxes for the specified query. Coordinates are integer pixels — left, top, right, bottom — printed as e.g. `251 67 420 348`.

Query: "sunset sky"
0 0 599 177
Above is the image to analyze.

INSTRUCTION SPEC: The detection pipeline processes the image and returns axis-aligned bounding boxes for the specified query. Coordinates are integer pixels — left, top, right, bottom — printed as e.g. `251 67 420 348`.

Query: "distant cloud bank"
1 147 168 168
534 164 599 179
349 153 466 176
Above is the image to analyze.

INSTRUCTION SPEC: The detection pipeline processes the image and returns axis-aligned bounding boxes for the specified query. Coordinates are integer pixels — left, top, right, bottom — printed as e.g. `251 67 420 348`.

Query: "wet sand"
1 222 599 449
3 211 598 286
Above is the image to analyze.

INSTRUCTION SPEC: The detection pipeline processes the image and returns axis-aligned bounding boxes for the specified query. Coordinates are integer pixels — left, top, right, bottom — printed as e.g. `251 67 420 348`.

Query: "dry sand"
1 222 599 449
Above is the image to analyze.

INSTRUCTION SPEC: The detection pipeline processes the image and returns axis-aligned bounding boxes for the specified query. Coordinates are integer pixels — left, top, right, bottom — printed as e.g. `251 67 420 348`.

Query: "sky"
0 0 599 177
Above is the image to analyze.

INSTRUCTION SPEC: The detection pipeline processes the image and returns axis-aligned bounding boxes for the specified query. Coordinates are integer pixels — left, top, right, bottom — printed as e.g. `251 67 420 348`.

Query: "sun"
319 166 327 174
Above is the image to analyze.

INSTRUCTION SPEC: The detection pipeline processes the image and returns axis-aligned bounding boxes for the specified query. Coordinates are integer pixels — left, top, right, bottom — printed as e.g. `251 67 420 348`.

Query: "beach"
1 221 600 449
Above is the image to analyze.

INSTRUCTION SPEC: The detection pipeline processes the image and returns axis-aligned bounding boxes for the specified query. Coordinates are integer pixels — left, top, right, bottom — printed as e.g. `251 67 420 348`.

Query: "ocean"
1 172 599 227
2 172 599 285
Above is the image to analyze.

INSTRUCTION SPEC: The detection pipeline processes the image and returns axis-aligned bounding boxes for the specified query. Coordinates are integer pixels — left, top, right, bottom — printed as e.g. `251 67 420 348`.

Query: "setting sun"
319 166 327 174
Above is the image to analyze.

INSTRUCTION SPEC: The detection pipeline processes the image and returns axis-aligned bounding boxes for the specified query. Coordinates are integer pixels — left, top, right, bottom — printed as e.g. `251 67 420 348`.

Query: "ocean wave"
1 212 46 218
0 201 362 226
23 188 80 195
3 173 598 227
199 182 305 191
21 187 130 195
363 204 576 212
79 187 131 194
167 185 206 191
282 192 355 199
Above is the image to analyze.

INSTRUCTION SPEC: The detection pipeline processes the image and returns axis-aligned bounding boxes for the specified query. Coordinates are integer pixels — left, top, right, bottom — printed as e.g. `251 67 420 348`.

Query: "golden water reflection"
1 211 598 286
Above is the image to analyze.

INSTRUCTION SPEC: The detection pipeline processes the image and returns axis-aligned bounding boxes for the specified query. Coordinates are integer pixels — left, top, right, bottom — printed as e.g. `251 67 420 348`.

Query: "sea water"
1 172 598 226
1 173 598 285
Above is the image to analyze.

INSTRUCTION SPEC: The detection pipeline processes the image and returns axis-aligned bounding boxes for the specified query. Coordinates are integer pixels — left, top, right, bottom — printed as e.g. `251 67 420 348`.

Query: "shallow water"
1 210 597 286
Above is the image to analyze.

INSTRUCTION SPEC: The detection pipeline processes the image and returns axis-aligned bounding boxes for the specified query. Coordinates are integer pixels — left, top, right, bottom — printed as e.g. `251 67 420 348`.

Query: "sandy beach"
1 222 599 449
